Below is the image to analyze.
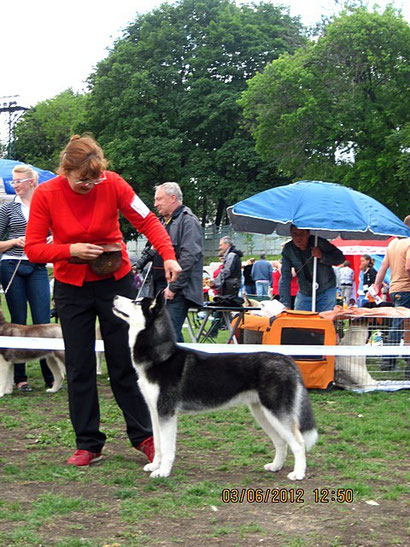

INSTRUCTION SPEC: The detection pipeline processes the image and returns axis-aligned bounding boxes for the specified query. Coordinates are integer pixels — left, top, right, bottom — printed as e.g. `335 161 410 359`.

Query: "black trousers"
54 273 152 453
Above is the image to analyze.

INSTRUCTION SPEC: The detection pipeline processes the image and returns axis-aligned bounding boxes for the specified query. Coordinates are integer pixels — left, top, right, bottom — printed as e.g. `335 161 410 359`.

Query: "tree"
86 0 305 226
13 90 88 171
240 6 410 218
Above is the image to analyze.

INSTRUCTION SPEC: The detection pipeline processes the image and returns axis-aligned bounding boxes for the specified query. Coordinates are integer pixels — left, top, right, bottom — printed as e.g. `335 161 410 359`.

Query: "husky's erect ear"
141 297 154 317
154 290 166 311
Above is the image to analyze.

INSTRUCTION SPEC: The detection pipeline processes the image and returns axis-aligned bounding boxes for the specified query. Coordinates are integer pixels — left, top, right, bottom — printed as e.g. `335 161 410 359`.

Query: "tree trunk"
215 198 226 227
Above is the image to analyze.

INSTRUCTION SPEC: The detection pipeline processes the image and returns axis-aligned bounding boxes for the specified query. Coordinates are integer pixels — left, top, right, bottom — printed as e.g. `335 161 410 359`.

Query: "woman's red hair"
59 134 107 179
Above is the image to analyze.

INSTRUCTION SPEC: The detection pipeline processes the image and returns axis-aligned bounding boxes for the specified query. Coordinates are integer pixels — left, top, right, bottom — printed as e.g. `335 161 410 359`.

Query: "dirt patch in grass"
1 383 409 546
139 499 407 546
1 424 408 546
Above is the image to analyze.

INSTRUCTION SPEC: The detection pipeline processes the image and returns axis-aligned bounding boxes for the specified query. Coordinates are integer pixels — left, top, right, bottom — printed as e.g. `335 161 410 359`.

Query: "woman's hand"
13 236 25 248
163 259 182 282
69 243 104 260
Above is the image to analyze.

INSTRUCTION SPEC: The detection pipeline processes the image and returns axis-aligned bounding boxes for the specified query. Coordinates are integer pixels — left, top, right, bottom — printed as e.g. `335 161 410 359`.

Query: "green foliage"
240 6 410 218
13 89 88 171
86 0 305 226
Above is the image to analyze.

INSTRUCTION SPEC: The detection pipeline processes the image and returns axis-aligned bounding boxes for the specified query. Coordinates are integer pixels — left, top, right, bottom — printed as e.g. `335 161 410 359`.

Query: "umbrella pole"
312 234 318 312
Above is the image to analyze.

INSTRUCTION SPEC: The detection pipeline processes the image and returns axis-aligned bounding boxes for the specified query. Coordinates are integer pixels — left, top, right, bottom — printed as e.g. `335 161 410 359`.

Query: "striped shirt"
0 197 29 260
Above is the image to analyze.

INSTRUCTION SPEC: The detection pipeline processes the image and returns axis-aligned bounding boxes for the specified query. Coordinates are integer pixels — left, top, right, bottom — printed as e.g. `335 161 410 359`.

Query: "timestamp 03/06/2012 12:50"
221 488 354 504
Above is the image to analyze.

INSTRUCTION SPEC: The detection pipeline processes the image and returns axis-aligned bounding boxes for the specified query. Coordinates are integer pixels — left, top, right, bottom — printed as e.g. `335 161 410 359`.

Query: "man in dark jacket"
279 225 344 312
207 236 243 335
243 258 256 295
211 236 243 297
135 182 203 342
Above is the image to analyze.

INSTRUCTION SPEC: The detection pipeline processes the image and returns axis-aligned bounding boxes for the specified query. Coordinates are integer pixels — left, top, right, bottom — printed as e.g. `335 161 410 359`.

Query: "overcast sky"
1 0 409 109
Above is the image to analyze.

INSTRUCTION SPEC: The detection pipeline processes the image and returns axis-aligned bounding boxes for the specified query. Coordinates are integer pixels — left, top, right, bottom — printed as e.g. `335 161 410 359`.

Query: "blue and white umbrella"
0 159 55 195
227 180 410 310
227 181 410 240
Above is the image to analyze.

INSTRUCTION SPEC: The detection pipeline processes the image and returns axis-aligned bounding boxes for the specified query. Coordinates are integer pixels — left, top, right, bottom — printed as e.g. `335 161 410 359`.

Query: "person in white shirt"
338 260 355 304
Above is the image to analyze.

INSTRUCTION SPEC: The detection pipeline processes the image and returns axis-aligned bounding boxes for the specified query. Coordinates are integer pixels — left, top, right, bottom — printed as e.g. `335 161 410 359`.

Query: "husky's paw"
150 468 171 478
46 386 59 393
287 471 305 481
144 462 160 472
264 462 283 472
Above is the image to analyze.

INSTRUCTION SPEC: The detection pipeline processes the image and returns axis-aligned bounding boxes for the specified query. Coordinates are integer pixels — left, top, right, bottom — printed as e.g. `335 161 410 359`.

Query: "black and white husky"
113 292 318 480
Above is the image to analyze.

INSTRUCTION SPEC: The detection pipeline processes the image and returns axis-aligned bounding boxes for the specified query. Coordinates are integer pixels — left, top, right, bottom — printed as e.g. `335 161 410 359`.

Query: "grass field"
0 316 409 545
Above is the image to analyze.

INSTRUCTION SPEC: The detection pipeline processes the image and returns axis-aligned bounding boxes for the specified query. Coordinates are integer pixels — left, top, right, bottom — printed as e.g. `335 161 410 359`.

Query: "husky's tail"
302 426 318 452
296 384 318 452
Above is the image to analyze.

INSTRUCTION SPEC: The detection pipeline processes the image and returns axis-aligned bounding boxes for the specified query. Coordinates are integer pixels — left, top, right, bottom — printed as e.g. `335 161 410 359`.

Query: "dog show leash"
165 283 171 306
136 261 153 299
135 260 172 305
3 257 23 295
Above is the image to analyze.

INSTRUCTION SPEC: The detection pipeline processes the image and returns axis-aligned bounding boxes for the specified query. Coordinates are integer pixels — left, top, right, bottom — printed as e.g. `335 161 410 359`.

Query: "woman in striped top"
0 165 53 392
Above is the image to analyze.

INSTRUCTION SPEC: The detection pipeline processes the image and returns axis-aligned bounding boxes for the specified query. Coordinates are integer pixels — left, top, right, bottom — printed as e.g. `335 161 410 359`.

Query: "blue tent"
0 159 55 194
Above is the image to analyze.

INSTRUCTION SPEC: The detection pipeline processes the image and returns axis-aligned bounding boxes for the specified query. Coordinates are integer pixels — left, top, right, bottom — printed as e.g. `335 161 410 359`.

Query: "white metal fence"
3 310 408 395
333 316 410 391
1 327 409 394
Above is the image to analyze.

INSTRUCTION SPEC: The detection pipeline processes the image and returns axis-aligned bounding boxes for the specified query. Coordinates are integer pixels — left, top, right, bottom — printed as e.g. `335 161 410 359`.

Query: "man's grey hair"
220 236 233 246
155 182 183 203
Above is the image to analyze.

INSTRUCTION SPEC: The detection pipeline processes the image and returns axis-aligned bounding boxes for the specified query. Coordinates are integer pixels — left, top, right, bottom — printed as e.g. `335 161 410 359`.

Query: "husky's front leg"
150 415 177 478
143 401 162 473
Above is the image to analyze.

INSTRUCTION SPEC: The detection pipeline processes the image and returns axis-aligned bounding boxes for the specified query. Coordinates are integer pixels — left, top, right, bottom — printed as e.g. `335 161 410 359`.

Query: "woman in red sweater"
25 135 181 467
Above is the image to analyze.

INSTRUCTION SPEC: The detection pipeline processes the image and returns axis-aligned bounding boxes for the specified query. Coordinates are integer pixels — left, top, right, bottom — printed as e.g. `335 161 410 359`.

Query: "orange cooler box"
236 310 336 390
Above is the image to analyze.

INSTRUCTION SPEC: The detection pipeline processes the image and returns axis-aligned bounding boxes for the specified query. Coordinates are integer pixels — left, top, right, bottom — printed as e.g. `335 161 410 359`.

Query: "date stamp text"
221 488 354 504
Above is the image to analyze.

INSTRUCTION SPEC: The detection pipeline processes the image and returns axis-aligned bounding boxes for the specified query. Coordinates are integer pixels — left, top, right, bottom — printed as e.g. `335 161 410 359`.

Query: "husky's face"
114 292 175 365
113 296 145 333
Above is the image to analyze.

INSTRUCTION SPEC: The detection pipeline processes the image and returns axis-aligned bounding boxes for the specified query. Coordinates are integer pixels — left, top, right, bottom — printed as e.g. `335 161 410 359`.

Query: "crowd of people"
235 218 409 314
1 132 409 468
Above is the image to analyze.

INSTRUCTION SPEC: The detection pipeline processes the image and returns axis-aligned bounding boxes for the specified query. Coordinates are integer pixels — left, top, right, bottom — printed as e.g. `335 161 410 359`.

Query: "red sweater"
25 172 176 286
272 269 299 297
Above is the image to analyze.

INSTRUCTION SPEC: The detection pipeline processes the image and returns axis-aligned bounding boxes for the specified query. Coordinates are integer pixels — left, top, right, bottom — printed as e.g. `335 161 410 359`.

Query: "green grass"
0 300 409 545
1 366 409 546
